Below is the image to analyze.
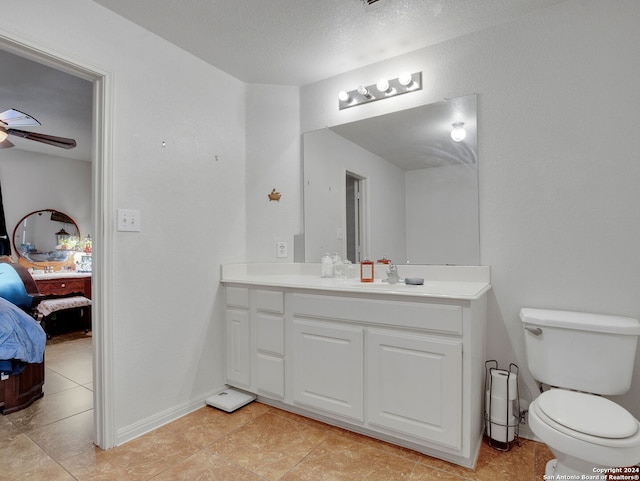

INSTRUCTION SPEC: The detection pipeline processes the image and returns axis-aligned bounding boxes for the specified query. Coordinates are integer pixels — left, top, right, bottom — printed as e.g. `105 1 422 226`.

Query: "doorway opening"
0 33 112 448
345 172 366 264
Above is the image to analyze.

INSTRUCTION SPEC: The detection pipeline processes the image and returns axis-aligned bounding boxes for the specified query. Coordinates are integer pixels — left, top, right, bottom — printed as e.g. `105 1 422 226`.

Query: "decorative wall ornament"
268 188 281 201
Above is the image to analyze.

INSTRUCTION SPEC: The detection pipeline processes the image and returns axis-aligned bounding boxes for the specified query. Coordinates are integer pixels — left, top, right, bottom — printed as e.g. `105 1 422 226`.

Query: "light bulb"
398 72 413 87
376 79 390 93
0 127 8 143
338 90 350 102
357 85 371 98
451 122 467 142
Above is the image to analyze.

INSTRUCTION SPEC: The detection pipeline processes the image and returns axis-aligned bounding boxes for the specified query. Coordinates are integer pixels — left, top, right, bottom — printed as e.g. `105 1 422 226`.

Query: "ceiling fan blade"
0 108 41 127
8 128 77 149
0 138 15 149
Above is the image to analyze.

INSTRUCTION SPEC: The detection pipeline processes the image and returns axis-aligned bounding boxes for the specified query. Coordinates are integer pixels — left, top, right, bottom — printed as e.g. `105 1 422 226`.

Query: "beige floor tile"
150 450 264 481
336 427 424 462
25 409 94 462
59 425 201 481
0 414 22 442
473 437 536 481
164 402 272 447
210 411 330 480
409 463 477 481
45 337 93 384
5 385 93 433
282 433 416 481
413 451 476 479
0 433 76 481
43 367 79 395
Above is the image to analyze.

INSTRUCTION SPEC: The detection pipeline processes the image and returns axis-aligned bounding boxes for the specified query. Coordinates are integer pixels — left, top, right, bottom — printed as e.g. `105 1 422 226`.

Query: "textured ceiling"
0 0 567 161
93 0 567 86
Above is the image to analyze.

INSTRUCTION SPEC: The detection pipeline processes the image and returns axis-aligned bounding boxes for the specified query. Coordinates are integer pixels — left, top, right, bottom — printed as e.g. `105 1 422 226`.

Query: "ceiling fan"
0 108 77 150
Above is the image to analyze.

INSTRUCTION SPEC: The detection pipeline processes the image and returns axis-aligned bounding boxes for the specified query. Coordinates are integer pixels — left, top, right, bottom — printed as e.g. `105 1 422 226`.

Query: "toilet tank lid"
520 308 640 335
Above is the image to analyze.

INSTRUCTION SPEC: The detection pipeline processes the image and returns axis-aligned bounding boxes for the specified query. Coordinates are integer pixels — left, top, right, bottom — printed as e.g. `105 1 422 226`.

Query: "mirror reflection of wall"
303 94 479 265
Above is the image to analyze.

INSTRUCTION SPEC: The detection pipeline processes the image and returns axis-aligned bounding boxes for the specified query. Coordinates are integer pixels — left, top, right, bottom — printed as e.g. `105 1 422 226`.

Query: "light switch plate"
117 209 141 232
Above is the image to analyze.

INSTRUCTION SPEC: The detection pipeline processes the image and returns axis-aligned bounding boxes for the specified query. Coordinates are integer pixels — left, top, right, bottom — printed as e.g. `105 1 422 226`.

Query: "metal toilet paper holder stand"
484 360 522 451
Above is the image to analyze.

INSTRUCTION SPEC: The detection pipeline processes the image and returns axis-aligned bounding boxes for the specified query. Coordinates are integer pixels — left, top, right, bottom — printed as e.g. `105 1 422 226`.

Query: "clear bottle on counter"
332 253 346 279
321 253 333 278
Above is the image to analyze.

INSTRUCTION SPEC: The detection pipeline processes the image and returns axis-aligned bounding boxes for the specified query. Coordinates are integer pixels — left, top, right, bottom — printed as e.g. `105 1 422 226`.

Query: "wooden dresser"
34 274 91 299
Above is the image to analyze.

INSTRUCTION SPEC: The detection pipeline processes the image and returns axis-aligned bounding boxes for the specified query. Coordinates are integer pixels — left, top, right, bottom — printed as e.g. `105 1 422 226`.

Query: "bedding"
0 263 33 308
0 296 46 369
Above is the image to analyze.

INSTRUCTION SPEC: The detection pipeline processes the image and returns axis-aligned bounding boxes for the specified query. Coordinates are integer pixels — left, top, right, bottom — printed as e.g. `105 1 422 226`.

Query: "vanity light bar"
338 72 422 110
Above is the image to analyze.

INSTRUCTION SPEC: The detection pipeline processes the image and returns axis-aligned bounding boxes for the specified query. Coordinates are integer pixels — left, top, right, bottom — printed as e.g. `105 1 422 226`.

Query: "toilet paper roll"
486 390 514 423
489 369 518 400
488 415 516 443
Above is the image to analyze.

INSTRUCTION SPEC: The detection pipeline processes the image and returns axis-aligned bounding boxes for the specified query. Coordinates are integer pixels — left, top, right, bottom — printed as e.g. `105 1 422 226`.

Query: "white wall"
302 128 406 263
245 84 300 262
0 150 92 242
405 164 479 265
296 0 640 428
3 0 247 445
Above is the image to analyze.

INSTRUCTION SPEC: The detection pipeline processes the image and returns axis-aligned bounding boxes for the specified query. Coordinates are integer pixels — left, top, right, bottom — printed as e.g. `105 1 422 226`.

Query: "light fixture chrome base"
338 72 422 110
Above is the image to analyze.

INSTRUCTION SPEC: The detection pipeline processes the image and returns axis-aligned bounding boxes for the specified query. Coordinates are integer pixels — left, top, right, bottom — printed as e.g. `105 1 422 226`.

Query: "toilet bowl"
528 390 640 474
520 308 640 476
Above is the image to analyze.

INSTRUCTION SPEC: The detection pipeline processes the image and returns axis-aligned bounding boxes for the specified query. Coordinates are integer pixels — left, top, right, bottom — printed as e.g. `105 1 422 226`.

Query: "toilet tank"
520 308 640 395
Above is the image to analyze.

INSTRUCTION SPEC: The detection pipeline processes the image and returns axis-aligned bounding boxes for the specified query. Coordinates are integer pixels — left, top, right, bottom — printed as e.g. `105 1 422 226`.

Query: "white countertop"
31 271 92 281
221 263 491 300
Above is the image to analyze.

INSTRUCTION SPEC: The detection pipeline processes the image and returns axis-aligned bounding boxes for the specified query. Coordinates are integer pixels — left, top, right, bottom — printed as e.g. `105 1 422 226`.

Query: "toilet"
520 308 640 476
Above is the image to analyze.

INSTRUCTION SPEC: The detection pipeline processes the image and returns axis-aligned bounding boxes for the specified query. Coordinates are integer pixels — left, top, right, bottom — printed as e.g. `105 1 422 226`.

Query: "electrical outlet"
276 241 288 258
117 209 141 232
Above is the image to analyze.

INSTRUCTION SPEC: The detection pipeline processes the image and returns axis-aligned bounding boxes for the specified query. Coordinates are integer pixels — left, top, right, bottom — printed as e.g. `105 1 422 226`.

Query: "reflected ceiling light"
451 122 467 142
338 72 422 110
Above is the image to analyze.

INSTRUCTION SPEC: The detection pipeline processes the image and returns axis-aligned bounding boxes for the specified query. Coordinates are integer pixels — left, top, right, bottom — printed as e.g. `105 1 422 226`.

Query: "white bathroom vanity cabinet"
220 263 490 468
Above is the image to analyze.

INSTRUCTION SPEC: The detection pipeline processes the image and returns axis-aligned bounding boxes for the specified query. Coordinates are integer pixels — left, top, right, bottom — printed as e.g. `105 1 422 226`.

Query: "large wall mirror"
12 209 80 268
303 94 479 265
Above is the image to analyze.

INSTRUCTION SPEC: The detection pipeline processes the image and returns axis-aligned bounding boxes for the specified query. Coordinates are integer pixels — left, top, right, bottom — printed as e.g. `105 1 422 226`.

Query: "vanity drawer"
226 287 249 309
290 293 463 335
36 278 89 297
255 289 284 314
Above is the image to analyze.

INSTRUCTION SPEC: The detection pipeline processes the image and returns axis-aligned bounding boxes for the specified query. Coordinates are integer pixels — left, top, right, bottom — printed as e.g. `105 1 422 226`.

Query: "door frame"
0 29 116 449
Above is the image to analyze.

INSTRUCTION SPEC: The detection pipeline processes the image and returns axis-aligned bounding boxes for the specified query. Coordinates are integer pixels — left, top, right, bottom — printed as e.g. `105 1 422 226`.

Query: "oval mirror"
12 209 80 267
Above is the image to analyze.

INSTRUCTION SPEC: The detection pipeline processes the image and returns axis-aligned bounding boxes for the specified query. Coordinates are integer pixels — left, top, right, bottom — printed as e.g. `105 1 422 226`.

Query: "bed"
0 261 46 414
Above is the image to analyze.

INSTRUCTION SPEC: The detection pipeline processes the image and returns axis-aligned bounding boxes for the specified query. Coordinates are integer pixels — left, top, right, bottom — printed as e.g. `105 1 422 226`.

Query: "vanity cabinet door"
225 308 250 388
292 319 364 421
366 328 463 449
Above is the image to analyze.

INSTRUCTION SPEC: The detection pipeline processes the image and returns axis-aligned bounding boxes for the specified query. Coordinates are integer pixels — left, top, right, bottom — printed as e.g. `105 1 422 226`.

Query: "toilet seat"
529 398 640 468
537 389 638 439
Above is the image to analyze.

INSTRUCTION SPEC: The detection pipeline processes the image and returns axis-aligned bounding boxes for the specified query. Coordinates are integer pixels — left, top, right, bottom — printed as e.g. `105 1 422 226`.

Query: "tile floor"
1 334 556 480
